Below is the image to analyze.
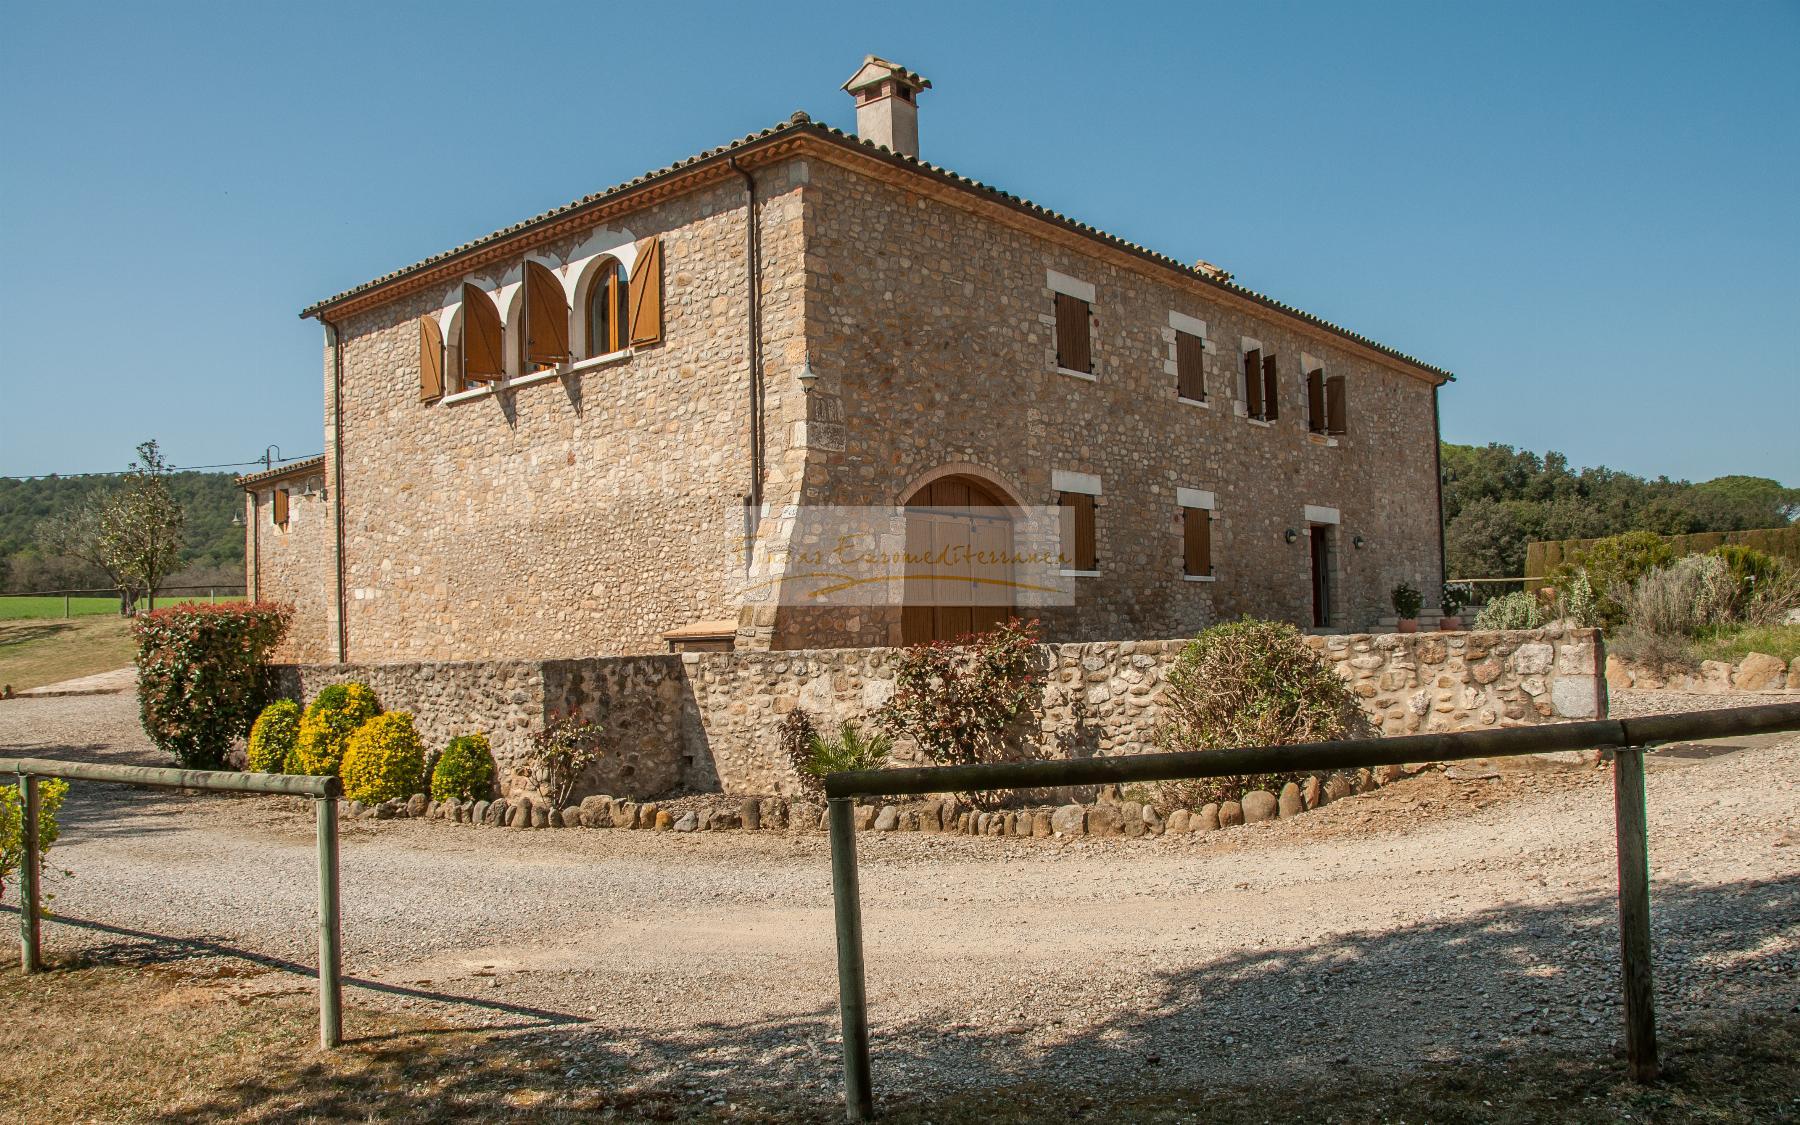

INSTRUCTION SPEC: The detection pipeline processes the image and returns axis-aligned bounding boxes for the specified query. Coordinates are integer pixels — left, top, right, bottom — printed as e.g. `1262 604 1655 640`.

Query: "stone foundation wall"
1606 651 1799 694
271 626 1604 802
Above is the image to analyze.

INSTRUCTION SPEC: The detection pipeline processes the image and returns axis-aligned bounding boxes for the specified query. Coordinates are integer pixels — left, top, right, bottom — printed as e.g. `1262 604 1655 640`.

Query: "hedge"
1525 526 1800 590
134 602 292 769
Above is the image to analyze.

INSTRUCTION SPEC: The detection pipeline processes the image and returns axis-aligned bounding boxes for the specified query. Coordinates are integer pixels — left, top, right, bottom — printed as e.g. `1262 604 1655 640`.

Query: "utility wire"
2 455 324 482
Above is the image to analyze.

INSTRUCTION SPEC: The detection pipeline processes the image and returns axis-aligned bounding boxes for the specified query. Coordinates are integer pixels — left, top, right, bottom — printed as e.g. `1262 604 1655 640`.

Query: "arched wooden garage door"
901 475 1015 644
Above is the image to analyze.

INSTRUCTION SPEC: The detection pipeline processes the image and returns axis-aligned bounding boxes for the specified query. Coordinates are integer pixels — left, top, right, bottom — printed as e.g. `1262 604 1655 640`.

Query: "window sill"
1055 366 1098 383
1242 416 1274 429
1177 396 1211 409
1307 432 1341 447
1183 573 1217 582
441 348 634 406
1060 568 1101 578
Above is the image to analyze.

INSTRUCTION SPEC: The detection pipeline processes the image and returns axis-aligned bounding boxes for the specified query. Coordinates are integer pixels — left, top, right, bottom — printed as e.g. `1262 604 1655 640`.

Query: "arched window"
586 260 629 357
518 260 570 374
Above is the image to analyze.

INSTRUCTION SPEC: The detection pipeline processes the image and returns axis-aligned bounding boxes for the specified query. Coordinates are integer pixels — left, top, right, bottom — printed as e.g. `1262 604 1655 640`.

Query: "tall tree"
37 499 141 613
98 441 186 614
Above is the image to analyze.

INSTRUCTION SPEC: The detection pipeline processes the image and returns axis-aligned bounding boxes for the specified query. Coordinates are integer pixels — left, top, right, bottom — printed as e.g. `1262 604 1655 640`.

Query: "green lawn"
0 616 136 693
0 594 242 620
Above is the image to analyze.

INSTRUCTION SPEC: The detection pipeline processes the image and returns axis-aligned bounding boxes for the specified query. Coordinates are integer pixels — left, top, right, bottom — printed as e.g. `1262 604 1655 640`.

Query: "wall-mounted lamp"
231 514 243 527
1352 534 1366 550
1284 528 1299 544
797 359 818 392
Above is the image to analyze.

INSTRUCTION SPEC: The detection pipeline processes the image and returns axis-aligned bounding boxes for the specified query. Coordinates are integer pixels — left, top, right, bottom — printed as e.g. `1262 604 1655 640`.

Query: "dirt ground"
1 690 1797 1121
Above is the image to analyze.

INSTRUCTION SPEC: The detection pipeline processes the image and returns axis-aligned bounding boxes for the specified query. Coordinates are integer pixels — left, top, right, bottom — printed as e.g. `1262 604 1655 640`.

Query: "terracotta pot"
1438 616 1462 631
1397 618 1419 634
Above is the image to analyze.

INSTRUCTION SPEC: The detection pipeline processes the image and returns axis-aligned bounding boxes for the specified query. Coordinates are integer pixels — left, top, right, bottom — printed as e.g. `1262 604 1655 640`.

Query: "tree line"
0 442 238 607
1443 442 1799 579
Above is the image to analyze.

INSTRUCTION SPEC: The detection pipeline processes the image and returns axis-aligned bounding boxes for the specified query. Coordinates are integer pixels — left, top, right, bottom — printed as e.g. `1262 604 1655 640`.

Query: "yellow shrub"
340 712 425 804
289 683 379 776
246 700 301 773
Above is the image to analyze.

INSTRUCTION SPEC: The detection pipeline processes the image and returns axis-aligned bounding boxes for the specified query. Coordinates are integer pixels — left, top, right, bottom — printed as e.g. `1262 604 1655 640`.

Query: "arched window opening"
459 283 505 383
519 260 571 373
586 259 629 357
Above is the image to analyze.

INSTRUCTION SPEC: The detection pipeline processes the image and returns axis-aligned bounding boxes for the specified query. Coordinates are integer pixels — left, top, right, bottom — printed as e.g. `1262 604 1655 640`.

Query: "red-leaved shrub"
134 602 292 769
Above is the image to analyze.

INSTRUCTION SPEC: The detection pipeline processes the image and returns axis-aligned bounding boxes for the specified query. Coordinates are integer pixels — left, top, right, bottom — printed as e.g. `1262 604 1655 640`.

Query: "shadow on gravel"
109 874 1800 1122
0 907 587 1030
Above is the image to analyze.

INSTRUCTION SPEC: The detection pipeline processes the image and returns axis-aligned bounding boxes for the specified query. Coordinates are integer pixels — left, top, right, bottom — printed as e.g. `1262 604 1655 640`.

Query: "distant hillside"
0 471 244 592
1442 442 1798 578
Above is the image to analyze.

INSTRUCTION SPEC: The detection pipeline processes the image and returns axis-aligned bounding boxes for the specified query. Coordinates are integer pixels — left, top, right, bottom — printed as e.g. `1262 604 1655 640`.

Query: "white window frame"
1178 487 1216 581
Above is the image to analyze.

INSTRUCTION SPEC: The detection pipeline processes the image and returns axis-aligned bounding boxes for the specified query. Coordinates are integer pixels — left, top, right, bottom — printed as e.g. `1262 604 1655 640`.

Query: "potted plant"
1439 582 1470 631
1391 582 1423 633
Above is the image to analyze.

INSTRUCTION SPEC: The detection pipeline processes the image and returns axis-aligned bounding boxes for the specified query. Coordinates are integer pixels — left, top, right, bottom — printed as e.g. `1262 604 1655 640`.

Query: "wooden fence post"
1613 746 1659 1081
18 771 42 973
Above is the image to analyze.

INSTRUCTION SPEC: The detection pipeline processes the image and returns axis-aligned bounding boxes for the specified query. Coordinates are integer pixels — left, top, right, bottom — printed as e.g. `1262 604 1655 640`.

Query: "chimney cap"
842 55 932 96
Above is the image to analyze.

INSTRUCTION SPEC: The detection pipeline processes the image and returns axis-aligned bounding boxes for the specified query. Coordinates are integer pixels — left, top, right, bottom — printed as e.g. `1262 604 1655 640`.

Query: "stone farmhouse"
245 56 1453 666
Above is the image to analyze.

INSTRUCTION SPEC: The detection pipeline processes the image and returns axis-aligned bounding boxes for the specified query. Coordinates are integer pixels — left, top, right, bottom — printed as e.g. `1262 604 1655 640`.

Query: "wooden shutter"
459 283 505 382
1307 368 1326 433
1060 491 1097 571
1243 349 1263 417
1327 374 1347 434
1055 293 1092 373
418 315 444 403
1176 331 1205 400
272 488 289 529
628 237 664 346
1183 507 1211 576
523 261 570 367
1262 353 1280 421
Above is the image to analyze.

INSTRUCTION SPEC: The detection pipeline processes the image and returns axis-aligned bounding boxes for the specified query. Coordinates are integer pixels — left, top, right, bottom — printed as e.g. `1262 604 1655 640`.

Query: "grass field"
1 955 1794 1123
0 594 241 620
1690 622 1800 664
0 616 135 693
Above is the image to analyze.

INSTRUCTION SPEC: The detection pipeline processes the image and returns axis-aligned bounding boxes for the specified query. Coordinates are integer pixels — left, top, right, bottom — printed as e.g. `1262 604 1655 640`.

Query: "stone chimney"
842 56 931 158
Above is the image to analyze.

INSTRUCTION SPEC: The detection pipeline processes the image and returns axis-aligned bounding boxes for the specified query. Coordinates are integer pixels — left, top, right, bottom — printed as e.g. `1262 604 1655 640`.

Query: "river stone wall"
1606 651 1800 694
270 626 1604 801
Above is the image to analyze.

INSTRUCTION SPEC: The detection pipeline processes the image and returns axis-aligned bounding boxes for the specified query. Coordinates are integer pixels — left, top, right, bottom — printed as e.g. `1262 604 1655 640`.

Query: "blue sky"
2 1 1795 483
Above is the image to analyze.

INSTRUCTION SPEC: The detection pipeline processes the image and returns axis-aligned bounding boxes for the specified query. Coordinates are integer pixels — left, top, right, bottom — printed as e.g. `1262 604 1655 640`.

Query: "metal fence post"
317 796 343 1048
18 771 42 973
1612 746 1659 1081
828 797 874 1122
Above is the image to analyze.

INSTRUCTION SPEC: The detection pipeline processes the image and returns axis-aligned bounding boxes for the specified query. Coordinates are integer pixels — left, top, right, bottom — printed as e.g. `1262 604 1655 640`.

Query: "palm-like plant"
804 721 892 782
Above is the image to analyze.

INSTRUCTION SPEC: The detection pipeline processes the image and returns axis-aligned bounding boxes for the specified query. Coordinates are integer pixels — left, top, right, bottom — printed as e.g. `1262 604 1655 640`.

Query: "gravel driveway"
2 691 1796 1104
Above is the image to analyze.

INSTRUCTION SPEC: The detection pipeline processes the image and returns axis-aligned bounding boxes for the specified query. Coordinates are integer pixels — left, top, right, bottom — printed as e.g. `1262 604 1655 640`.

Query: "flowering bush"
246 699 301 773
290 683 380 776
1156 618 1369 806
1391 582 1423 619
1 778 68 906
340 712 426 804
1475 590 1550 631
878 618 1043 806
133 602 292 769
431 733 496 802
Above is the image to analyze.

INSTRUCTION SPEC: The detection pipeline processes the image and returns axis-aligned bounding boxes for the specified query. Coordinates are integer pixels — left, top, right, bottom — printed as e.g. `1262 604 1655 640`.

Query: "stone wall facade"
1607 651 1800 694
271 626 1603 802
244 462 333 664
260 130 1449 664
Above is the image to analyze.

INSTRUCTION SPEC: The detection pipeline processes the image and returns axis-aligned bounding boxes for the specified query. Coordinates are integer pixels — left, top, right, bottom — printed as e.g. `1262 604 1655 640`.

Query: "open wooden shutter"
460 283 505 382
1262 353 1280 421
272 488 289 529
418 315 444 402
1243 349 1263 417
1327 374 1347 434
1176 331 1205 400
1055 293 1092 373
629 237 664 346
523 261 570 367
1183 507 1211 576
1307 368 1326 432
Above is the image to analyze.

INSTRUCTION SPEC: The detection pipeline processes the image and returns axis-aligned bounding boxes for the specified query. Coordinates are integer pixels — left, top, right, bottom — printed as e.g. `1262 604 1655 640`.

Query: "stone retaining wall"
271 625 1603 802
1606 651 1799 694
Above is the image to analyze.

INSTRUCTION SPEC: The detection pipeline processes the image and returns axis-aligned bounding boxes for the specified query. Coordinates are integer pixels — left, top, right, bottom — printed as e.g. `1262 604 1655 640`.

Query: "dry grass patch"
0 615 134 693
2 949 1796 1123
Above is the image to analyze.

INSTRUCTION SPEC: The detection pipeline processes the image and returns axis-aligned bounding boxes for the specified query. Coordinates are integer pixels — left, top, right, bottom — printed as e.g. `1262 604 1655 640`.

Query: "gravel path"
3 692 1796 1104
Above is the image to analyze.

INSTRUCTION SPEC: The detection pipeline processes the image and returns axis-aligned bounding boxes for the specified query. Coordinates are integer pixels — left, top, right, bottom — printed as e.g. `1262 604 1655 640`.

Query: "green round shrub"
431 733 496 802
340 711 425 804
246 699 301 773
289 683 379 776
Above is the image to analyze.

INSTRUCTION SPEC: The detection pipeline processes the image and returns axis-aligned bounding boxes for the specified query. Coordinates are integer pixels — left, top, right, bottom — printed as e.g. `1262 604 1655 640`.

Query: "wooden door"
902 476 1014 644
1310 526 1331 628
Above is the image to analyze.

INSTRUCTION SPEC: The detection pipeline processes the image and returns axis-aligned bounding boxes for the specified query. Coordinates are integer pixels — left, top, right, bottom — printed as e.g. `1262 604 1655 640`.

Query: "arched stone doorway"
901 474 1016 644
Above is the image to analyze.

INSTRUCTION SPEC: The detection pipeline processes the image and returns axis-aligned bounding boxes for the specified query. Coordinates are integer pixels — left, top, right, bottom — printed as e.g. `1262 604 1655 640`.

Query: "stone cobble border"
1607 651 1800 694
338 763 1423 839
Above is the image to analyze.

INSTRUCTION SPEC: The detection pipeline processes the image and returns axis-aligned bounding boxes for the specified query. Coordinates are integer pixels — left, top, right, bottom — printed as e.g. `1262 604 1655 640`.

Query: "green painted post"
317 796 343 1048
63 593 71 618
1613 746 1659 1081
18 772 42 973
828 797 874 1122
